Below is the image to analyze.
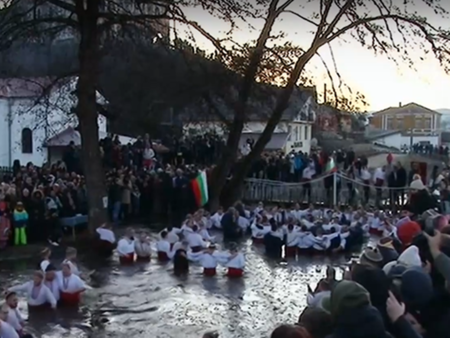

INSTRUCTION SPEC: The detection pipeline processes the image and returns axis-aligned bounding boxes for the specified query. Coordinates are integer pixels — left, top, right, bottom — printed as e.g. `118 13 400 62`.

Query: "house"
365 127 439 150
371 102 441 132
0 76 109 167
181 85 317 154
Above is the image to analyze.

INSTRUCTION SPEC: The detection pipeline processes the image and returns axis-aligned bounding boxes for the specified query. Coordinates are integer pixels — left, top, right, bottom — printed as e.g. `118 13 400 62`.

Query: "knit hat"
410 179 426 191
397 221 422 246
321 280 370 317
397 245 422 267
401 267 433 307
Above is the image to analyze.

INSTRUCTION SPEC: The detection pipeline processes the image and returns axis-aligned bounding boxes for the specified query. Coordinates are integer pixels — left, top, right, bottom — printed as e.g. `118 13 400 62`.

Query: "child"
13 202 28 246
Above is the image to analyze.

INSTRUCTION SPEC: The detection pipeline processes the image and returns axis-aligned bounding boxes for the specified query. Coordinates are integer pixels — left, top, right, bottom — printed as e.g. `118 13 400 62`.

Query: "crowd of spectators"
261 226 450 338
402 143 449 156
0 133 225 248
1 129 450 249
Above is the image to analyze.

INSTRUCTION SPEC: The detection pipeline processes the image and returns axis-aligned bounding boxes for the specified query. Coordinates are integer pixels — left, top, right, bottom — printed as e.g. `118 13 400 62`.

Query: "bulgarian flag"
325 157 337 173
191 171 209 207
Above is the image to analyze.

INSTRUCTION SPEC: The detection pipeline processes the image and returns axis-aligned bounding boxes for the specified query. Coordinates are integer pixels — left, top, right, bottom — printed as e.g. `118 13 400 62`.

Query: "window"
287 125 292 141
386 117 394 129
298 125 303 140
21 128 33 154
415 118 423 129
396 117 404 130
294 126 299 141
423 117 432 129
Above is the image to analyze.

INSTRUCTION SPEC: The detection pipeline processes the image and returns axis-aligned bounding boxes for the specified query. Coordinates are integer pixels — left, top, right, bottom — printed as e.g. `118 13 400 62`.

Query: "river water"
0 230 364 338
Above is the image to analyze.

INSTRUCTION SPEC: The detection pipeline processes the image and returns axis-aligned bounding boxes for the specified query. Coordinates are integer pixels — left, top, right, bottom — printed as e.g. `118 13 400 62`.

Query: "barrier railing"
243 172 412 207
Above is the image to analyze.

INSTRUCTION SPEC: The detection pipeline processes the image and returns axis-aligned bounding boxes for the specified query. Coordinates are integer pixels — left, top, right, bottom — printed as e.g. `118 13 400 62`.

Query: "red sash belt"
60 291 81 306
119 254 135 264
227 267 243 278
252 237 264 244
203 268 216 276
191 246 203 253
157 251 169 261
285 246 298 258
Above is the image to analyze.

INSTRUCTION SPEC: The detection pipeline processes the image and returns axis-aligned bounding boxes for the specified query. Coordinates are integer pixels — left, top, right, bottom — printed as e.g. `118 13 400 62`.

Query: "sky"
180 1 450 111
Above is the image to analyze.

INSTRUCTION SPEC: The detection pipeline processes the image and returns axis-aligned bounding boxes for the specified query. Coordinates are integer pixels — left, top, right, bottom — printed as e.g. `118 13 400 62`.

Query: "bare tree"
197 0 450 207
0 0 253 232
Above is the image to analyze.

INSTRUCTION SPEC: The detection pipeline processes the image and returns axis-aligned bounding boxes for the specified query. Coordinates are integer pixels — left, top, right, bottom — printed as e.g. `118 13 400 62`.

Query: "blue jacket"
13 209 28 228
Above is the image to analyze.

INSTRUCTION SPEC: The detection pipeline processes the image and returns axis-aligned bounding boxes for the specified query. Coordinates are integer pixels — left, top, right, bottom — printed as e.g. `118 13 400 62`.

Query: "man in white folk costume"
117 228 136 264
156 230 174 261
96 223 117 255
188 244 223 276
0 303 21 338
44 264 60 302
38 248 51 272
7 271 57 310
57 263 86 306
185 225 207 253
62 247 80 276
223 243 245 278
3 292 27 337
134 231 152 261
162 226 182 250
284 223 300 258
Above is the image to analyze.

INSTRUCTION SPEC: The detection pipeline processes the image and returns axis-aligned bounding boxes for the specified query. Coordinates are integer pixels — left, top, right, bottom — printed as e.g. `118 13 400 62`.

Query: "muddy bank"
0 230 368 338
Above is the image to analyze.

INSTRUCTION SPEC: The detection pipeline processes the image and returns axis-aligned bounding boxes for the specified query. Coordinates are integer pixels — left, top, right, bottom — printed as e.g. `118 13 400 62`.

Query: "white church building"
0 77 128 167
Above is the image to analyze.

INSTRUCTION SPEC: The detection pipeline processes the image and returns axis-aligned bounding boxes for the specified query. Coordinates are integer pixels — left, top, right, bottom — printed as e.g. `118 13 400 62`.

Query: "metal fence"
243 172 411 207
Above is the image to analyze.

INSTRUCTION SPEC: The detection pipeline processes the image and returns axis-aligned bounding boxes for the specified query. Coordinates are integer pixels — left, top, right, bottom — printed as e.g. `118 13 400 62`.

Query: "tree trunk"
208 0 282 210
76 0 107 234
222 51 317 205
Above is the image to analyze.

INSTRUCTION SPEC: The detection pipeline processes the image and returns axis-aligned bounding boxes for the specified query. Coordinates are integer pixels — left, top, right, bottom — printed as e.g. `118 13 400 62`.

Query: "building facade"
0 77 107 167
371 102 441 132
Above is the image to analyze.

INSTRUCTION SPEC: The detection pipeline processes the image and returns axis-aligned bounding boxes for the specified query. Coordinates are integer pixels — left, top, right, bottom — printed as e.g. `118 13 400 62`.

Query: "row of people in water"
203 202 400 236
1 248 87 338
94 204 399 269
96 226 246 277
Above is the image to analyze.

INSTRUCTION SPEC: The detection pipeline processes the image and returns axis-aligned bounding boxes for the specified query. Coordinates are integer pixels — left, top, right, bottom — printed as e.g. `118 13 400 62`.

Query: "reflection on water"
0 230 364 338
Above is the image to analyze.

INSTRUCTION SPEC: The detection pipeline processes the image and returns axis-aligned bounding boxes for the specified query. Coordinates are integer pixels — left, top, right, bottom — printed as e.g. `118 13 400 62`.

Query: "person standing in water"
44 264 60 302
3 292 25 336
223 243 245 278
95 223 116 255
173 248 189 276
117 228 135 264
134 231 151 261
57 263 86 306
38 248 51 272
0 303 20 338
7 271 57 309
